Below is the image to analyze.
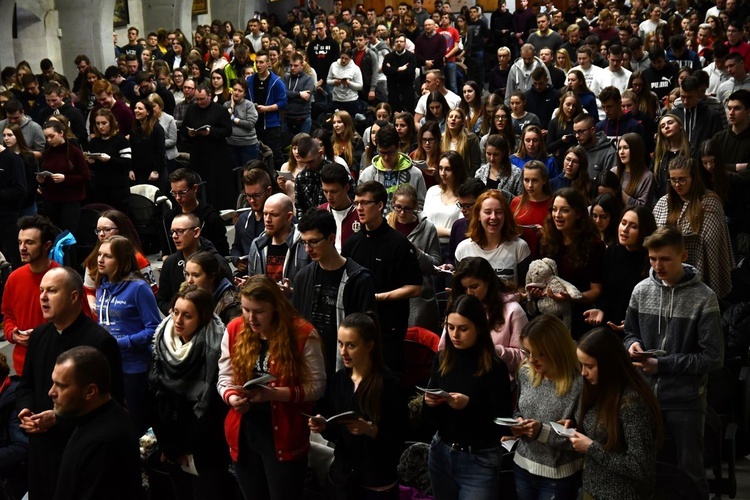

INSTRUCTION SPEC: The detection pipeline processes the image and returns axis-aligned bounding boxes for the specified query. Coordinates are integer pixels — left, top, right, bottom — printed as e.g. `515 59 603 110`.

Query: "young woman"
278 132 305 199
480 104 517 159
511 160 553 258
401 12 421 41
653 155 735 299
423 151 466 247
309 312 406 499
478 93 503 137
589 193 623 247
410 121 443 190
422 294 512 500
509 92 541 137
570 328 662 499
424 91 450 132
362 120 388 171
538 188 605 339
455 190 531 288
511 314 583 500
217 274 326 500
439 257 528 381
147 93 178 174
331 110 364 172
546 92 584 166
584 206 656 332
511 125 559 179
627 72 660 121
86 109 132 212
208 41 229 73
394 112 418 155
3 124 39 216
441 108 482 176
225 78 260 168
550 146 591 204
37 120 90 233
188 59 209 87
130 99 166 187
613 133 654 207
171 68 187 105
184 251 242 325
475 134 523 196
563 69 599 120
556 49 573 73
209 69 231 105
386 185 443 333
460 80 484 133
83 209 157 311
148 285 236 499
77 66 104 114
653 113 692 197
94 235 161 432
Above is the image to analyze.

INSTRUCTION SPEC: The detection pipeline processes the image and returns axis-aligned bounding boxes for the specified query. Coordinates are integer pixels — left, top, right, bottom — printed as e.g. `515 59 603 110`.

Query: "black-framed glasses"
94 227 118 235
354 200 378 207
669 177 690 186
494 115 508 121
170 227 198 237
392 204 415 214
245 191 266 201
456 202 474 210
301 237 326 248
170 188 192 197
421 137 436 143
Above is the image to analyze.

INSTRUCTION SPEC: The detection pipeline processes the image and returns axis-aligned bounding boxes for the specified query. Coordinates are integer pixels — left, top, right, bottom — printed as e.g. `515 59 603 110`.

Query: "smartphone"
279 171 294 181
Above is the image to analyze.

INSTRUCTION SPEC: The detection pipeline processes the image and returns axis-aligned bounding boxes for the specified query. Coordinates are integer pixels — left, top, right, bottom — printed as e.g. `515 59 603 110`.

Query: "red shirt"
437 27 460 63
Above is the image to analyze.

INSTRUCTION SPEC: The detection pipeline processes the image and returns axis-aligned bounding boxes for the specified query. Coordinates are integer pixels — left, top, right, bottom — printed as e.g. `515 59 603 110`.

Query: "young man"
524 66 560 126
352 30 380 104
570 46 604 95
247 51 287 170
413 69 461 125
87 80 134 137
706 43 731 97
131 71 175 115
231 166 272 274
38 83 87 144
319 163 358 251
162 168 228 257
244 19 264 53
358 125 426 212
2 216 59 375
122 27 144 71
292 209 375 380
294 135 332 218
247 193 310 289
592 44 632 94
573 113 617 182
342 181 422 375
282 52 314 143
438 13 461 93
671 75 723 147
712 89 750 175
50 347 141 500
624 226 723 500
0 99 45 156
528 12 563 53
539 47 566 89
306 21 340 108
717 53 750 106
596 86 645 142
666 34 703 71
447 178 487 266
643 46 679 101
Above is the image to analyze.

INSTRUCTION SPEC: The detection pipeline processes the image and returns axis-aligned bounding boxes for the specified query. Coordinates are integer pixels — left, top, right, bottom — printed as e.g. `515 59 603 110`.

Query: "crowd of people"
0 0 748 498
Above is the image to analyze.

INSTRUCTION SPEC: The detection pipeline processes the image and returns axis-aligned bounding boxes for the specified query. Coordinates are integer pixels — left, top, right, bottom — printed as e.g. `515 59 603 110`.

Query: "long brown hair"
615 133 647 197
331 110 355 167
94 235 143 286
513 160 552 219
411 120 442 168
467 190 521 247
232 275 308 386
666 155 718 234
541 188 600 269
134 99 158 137
440 294 497 377
578 328 662 452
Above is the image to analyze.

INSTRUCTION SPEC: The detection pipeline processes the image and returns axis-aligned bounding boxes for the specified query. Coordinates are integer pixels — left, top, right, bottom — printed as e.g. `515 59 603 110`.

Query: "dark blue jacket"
246 71 287 129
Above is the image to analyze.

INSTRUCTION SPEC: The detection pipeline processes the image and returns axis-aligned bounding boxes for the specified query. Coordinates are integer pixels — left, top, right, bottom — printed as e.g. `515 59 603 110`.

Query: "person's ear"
83 383 99 401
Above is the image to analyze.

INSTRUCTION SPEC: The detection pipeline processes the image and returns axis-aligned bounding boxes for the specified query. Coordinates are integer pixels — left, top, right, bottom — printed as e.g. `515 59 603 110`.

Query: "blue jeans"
514 464 581 500
228 143 260 169
472 51 486 85
662 408 708 499
444 61 458 94
428 434 499 500
282 116 312 146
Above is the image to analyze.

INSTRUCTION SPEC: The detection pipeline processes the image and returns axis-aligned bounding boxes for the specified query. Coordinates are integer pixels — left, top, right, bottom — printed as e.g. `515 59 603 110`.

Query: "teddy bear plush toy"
525 258 583 330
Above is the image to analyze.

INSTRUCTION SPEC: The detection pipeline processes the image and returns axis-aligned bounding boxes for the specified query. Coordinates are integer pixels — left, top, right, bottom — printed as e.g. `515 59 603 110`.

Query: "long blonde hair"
653 114 691 178
520 314 580 395
441 108 469 163
231 275 308 386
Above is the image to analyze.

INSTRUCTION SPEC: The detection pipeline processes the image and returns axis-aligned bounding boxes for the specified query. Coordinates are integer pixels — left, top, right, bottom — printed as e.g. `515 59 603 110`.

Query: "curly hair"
541 188 600 268
232 275 307 386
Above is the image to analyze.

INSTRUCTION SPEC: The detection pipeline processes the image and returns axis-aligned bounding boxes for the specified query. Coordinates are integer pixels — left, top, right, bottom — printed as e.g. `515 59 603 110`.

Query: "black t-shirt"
266 242 288 282
247 338 272 424
310 264 347 378
254 74 269 107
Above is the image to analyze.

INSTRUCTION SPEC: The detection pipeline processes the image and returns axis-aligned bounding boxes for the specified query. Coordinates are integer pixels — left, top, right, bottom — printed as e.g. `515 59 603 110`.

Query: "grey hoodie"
504 56 551 105
623 264 723 411
583 131 616 182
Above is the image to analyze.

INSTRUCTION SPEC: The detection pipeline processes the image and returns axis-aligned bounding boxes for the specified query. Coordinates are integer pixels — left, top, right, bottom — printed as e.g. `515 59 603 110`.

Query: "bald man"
247 193 311 289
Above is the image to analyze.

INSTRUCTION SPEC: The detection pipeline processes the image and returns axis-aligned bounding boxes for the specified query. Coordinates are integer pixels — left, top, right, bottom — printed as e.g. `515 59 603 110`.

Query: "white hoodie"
326 59 364 103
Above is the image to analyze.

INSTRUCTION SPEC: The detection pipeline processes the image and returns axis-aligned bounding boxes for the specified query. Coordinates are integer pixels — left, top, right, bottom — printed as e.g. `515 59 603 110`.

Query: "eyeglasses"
520 348 543 359
564 157 579 164
421 137 435 143
456 201 474 210
573 128 590 135
245 190 267 201
170 188 192 197
392 204 415 213
354 200 378 207
494 115 508 121
94 227 118 235
669 177 690 186
378 148 398 157
301 237 326 248
170 227 198 237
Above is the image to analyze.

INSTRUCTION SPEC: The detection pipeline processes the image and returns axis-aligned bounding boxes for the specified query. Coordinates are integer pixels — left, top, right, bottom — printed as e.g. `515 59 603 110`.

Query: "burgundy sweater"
39 142 90 203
